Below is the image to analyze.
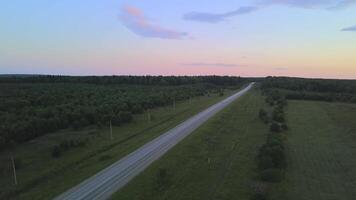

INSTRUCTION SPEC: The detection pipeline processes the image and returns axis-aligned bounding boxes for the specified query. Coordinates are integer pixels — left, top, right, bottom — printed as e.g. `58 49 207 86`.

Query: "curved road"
54 83 254 200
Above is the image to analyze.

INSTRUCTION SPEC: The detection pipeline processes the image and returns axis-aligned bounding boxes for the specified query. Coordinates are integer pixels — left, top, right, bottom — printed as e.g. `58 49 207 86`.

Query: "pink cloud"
119 5 189 39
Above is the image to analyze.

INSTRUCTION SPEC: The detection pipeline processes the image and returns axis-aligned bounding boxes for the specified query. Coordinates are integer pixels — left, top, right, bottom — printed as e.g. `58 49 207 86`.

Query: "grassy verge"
112 89 267 200
270 101 356 200
0 88 240 200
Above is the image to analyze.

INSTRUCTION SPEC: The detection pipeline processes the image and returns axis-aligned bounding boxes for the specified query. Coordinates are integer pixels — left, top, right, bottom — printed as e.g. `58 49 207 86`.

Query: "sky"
0 0 356 79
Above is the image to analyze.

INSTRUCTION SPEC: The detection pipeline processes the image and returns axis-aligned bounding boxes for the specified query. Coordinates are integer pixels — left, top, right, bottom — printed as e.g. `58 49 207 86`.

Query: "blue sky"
0 0 356 78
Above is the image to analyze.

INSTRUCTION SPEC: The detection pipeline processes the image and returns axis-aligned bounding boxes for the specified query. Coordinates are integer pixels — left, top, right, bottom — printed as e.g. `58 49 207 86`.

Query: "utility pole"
109 120 113 140
173 98 176 110
10 152 17 185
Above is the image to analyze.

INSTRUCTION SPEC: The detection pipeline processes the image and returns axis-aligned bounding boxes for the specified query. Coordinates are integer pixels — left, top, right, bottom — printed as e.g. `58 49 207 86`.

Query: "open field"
0 88 239 200
112 89 267 200
271 100 356 200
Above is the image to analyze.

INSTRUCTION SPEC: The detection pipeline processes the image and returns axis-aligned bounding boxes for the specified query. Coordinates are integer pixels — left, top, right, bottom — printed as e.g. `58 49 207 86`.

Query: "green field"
0 89 238 200
112 89 267 200
271 100 356 200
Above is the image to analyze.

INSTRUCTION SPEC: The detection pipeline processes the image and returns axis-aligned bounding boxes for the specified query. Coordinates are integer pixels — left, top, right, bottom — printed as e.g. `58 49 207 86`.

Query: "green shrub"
270 146 286 168
260 168 283 182
119 111 133 123
51 145 62 158
270 122 281 132
258 155 274 170
272 110 285 123
259 109 269 123
281 123 288 130
98 155 112 161
251 193 268 200
14 158 23 170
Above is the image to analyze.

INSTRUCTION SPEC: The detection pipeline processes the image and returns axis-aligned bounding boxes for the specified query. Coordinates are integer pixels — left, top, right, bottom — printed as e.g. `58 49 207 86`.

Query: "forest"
0 75 247 150
262 77 356 103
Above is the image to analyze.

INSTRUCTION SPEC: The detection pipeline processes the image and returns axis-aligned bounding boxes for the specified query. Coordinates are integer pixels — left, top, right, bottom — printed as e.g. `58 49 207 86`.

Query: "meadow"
270 100 356 200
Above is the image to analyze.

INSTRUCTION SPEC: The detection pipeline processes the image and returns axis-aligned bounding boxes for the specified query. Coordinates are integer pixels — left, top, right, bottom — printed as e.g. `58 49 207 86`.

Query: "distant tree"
260 168 283 182
51 145 62 158
259 109 269 123
270 122 281 132
119 111 133 123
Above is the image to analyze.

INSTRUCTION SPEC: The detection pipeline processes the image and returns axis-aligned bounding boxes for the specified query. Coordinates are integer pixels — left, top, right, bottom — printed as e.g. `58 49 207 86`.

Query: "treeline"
253 91 288 200
0 75 247 86
262 77 356 103
0 76 246 150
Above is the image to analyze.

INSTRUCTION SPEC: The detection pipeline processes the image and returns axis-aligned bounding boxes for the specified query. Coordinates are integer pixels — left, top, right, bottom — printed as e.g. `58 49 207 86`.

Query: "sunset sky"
1 0 356 78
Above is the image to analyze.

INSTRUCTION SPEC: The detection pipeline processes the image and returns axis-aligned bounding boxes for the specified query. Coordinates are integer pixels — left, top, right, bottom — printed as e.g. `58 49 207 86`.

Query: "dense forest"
0 75 247 150
0 75 248 86
262 77 356 103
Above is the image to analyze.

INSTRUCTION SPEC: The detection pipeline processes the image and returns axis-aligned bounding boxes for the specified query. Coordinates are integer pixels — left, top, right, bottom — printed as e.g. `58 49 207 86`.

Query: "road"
54 82 254 200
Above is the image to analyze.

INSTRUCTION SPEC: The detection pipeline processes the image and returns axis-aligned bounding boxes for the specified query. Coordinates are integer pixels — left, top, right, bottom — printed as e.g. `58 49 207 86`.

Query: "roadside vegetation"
252 90 288 200
112 89 267 200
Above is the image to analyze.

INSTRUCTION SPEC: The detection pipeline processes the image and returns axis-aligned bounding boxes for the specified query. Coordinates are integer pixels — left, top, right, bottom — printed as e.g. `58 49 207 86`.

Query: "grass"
0 88 241 200
112 89 267 200
270 100 356 200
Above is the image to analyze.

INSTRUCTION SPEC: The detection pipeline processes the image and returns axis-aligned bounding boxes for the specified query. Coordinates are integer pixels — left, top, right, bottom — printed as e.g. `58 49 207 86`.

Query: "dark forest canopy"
262 76 356 93
0 75 261 86
0 76 250 150
262 77 356 103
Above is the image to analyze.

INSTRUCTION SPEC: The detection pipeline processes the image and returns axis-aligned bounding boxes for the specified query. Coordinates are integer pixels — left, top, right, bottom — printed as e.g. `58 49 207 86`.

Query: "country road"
54 82 254 200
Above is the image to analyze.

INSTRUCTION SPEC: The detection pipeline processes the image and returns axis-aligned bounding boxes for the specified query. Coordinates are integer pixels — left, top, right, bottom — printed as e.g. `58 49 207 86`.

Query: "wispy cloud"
328 0 356 9
181 62 241 67
183 6 258 23
182 0 355 24
119 5 189 39
257 0 356 9
341 24 356 31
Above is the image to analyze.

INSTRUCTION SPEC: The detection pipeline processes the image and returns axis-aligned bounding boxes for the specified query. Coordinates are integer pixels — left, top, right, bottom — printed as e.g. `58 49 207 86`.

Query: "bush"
251 193 268 200
51 145 62 158
265 97 274 106
52 139 87 158
259 109 269 123
281 123 288 130
260 168 283 182
119 111 133 123
250 182 268 200
272 110 285 123
270 146 286 168
14 158 23 170
270 122 281 132
98 155 112 161
111 111 133 125
258 155 274 170
132 105 144 114
60 140 70 151
219 89 224 96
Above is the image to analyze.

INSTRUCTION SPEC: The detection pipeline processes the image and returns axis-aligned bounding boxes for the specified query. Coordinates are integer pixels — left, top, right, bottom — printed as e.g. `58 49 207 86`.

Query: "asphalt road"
54 82 254 200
